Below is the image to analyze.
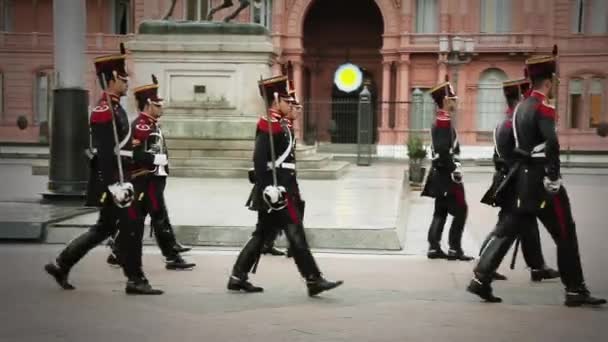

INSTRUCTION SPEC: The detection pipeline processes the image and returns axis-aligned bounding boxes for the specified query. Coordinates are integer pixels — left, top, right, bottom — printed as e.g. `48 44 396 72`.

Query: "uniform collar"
436 109 451 120
103 92 121 103
530 90 547 101
140 111 158 123
268 109 283 120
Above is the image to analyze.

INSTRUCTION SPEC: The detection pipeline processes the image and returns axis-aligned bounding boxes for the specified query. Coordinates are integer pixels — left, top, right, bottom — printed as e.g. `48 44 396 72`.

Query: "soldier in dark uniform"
44 44 163 295
479 78 559 282
468 51 606 306
421 78 473 261
106 75 196 271
228 75 343 296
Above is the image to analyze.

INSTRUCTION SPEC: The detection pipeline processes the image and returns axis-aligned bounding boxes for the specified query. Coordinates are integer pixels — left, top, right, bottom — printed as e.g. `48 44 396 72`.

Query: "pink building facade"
1 0 608 152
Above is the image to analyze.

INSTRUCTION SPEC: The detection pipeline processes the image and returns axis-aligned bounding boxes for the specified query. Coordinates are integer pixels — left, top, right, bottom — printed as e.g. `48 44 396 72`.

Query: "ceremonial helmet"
94 43 129 86
133 74 164 110
525 45 558 83
429 75 457 109
258 75 296 108
502 78 530 107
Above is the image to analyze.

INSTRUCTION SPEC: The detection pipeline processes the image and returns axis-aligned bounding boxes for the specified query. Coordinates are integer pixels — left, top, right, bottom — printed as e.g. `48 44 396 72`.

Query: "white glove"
153 154 168 166
263 185 287 211
108 182 135 208
543 176 562 194
451 162 463 183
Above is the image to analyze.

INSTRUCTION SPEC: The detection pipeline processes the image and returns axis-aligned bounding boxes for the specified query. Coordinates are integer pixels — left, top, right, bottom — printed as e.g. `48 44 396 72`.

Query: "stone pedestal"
127 21 278 141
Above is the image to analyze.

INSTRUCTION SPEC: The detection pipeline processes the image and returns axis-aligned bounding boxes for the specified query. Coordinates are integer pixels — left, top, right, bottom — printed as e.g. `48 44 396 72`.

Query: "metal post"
357 86 372 166
44 0 89 199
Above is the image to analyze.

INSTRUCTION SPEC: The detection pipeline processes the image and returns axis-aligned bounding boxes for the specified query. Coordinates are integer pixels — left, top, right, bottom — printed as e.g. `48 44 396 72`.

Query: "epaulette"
257 116 283 134
435 110 451 128
537 101 556 120
133 114 154 142
90 102 112 124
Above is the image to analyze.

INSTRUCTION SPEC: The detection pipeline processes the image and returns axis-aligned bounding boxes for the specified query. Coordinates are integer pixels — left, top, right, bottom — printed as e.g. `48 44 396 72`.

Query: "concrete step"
45 223 401 250
32 160 350 179
169 161 350 179
165 139 253 150
169 154 332 169
0 146 49 159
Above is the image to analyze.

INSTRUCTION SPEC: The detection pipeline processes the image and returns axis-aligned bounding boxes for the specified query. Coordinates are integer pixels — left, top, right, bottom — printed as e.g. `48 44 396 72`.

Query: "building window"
572 0 608 33
186 0 209 21
0 0 13 32
568 79 584 128
410 88 436 130
111 0 132 34
415 0 438 33
477 68 507 131
35 71 54 126
480 0 511 33
589 78 604 127
252 0 272 29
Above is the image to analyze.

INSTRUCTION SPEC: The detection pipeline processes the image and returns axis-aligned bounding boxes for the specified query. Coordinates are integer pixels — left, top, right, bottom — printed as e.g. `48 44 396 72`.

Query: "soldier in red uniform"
44 44 163 295
479 78 559 282
468 50 605 307
421 77 473 261
106 75 196 271
230 75 343 296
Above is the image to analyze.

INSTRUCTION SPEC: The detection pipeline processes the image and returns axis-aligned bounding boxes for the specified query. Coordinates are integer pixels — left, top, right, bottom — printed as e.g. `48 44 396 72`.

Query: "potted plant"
407 134 428 185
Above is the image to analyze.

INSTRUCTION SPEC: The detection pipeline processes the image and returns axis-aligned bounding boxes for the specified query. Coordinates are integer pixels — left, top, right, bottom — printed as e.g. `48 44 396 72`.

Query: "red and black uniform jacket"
130 112 169 179
85 93 133 207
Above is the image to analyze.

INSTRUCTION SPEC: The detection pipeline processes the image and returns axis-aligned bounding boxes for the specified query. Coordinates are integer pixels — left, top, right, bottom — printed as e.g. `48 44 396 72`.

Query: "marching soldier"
468 48 606 307
479 78 559 282
421 77 473 261
229 75 343 296
106 75 196 271
44 44 163 295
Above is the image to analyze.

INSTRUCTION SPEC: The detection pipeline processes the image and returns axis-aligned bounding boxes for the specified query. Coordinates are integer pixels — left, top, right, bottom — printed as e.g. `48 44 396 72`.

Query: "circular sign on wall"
334 63 363 93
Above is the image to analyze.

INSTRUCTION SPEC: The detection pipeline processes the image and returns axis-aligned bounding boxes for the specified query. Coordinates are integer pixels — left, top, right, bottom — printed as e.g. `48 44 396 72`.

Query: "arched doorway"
477 68 508 131
301 0 384 144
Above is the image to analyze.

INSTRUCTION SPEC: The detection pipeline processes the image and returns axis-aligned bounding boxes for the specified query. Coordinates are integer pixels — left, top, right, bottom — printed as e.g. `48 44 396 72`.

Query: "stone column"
292 59 304 140
437 54 448 84
381 60 392 130
45 0 89 198
397 54 411 145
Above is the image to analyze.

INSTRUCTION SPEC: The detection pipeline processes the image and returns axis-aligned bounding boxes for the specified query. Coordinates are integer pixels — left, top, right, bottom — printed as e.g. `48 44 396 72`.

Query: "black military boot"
286 247 293 258
427 246 448 259
531 267 560 282
466 278 502 303
173 243 191 253
564 285 607 307
44 262 75 290
125 277 164 295
447 248 474 261
165 256 196 270
492 272 508 281
106 253 122 268
306 276 344 297
262 244 286 256
227 275 264 293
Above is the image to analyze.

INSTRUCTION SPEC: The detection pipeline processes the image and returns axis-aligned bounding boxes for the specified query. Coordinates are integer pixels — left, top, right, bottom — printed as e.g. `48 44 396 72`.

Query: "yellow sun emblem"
334 63 363 93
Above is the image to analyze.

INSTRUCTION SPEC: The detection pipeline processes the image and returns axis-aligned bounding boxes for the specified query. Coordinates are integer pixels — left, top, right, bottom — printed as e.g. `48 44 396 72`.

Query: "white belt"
267 162 295 170
119 150 133 158
531 152 546 158
87 148 132 158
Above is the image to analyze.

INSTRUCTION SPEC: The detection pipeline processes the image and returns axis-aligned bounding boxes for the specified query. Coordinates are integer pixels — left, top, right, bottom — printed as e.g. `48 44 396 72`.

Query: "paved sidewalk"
0 245 606 342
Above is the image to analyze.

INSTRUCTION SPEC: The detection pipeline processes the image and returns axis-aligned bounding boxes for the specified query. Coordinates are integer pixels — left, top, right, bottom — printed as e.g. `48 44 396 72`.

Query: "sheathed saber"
100 73 125 185
510 237 520 270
